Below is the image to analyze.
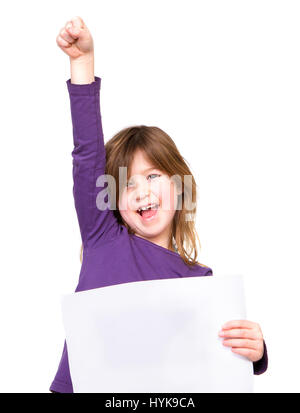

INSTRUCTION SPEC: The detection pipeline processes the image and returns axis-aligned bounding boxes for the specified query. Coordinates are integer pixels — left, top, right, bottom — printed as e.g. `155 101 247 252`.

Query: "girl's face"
118 150 180 245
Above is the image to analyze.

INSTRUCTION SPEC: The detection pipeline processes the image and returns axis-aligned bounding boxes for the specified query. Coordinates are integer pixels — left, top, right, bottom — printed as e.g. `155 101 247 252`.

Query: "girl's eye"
147 174 161 180
127 174 161 187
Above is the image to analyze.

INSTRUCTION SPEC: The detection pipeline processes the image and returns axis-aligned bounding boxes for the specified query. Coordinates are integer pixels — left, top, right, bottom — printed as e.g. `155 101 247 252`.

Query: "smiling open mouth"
136 203 159 220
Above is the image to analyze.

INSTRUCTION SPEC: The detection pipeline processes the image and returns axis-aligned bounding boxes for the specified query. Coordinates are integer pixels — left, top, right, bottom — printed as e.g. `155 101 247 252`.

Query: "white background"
0 0 299 392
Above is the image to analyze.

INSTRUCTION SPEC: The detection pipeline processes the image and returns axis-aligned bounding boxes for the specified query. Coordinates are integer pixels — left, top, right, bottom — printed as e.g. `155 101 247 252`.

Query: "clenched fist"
56 16 94 60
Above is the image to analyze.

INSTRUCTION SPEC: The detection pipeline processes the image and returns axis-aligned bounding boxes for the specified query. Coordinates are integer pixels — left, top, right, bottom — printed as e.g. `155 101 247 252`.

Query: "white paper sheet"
61 274 253 393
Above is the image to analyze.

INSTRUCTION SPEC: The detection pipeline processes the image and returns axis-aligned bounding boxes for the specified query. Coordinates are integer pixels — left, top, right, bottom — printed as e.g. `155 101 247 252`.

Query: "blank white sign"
61 274 253 392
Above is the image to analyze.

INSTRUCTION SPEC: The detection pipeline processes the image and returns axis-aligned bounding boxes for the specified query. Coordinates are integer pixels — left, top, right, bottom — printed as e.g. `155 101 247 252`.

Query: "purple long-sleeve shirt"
49 76 268 393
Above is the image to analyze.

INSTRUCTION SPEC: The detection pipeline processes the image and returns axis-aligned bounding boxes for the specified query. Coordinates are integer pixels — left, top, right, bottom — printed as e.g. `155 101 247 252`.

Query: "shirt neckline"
131 233 182 259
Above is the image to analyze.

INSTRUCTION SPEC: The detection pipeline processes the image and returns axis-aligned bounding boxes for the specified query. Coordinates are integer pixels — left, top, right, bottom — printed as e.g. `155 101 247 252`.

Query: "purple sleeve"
66 76 120 250
50 77 121 393
253 340 268 375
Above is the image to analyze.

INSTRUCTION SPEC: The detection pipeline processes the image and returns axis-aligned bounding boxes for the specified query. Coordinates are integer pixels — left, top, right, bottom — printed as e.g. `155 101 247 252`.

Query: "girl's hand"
219 320 264 362
56 16 94 60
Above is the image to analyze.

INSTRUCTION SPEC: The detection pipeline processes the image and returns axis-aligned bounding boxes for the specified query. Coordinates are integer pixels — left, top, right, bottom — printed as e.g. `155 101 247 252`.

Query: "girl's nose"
135 181 151 202
136 189 150 202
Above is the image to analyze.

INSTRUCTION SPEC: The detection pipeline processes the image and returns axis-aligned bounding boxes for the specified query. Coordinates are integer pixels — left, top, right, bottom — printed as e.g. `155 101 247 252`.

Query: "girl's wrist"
70 53 95 85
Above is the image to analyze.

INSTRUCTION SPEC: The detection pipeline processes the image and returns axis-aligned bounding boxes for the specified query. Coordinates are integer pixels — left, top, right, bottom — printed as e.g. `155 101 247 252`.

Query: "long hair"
80 125 207 267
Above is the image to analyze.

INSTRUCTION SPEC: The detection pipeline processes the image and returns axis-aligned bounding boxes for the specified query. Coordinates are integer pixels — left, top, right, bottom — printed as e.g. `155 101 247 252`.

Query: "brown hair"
80 125 207 268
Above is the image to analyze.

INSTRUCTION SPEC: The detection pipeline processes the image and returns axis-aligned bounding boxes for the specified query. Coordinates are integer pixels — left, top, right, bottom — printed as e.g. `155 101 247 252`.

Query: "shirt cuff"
253 340 268 375
66 76 101 96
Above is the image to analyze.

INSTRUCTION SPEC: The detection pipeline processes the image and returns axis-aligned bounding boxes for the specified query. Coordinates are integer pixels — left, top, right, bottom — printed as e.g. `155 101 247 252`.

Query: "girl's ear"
176 186 183 196
171 174 183 197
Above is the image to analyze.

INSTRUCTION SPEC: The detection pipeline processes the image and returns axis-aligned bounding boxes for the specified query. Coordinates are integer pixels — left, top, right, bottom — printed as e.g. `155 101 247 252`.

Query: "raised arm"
57 16 120 250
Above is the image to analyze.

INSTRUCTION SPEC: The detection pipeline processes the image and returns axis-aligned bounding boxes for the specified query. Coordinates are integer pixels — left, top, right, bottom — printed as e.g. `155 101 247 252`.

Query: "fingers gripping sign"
218 319 264 362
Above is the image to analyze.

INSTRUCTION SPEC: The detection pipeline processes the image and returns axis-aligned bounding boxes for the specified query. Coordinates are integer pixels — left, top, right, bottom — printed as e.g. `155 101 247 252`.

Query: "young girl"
51 16 268 393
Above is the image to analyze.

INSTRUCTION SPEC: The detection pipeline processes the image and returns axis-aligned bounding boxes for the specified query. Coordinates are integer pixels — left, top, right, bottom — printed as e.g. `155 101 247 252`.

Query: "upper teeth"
138 203 158 212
